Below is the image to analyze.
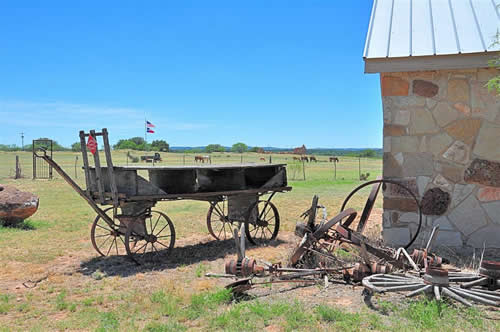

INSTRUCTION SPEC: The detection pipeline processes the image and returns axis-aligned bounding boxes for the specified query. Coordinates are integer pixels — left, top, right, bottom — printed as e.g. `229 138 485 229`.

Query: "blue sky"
0 1 382 148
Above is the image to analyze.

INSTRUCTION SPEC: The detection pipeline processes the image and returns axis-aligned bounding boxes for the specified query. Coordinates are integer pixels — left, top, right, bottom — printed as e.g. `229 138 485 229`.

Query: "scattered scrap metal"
208 179 500 308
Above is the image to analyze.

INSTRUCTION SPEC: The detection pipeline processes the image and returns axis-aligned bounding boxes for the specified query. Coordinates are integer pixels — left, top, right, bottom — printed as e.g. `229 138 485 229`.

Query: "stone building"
363 0 500 253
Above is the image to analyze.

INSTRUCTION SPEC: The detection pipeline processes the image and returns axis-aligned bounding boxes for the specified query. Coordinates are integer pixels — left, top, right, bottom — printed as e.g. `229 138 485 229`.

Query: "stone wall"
381 68 500 253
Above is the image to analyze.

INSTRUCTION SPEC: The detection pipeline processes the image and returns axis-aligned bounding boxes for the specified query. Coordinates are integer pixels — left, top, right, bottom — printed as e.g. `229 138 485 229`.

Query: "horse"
329 157 339 163
292 156 301 161
259 157 266 161
195 155 210 163
309 156 317 162
301 156 309 162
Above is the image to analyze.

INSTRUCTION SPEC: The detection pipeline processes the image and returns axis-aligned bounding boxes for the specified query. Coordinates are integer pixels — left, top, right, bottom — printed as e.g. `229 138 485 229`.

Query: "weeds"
97 312 119 331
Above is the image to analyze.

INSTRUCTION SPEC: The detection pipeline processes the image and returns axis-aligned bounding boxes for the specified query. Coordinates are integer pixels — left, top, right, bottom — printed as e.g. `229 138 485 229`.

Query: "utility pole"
20 132 24 151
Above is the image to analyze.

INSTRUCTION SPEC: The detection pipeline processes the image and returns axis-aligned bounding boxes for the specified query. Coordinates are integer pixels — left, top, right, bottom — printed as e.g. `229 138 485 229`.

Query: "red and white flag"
146 120 155 128
87 135 97 155
147 128 155 134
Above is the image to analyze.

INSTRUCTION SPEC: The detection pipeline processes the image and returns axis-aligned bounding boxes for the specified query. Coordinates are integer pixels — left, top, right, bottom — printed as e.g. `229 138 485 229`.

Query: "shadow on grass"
78 238 285 278
0 219 37 230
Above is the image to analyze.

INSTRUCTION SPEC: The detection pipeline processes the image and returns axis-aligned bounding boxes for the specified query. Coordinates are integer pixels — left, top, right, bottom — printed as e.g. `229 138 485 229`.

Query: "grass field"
0 151 498 331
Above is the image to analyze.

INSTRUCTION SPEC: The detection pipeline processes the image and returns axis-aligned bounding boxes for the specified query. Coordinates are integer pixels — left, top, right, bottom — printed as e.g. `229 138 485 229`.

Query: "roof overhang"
364 51 500 73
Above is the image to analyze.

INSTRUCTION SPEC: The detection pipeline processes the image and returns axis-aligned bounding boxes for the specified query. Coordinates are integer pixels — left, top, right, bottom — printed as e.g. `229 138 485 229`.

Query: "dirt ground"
0 208 394 314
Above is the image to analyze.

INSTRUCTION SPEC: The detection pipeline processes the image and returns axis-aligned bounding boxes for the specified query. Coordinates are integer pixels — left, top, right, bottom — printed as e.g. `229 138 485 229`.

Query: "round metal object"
207 199 234 241
423 267 449 286
245 200 280 245
124 210 176 263
480 260 500 279
340 179 422 249
90 207 127 256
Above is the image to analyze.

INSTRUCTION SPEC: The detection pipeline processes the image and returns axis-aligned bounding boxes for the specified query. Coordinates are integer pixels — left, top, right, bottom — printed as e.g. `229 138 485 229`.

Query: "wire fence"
0 151 382 184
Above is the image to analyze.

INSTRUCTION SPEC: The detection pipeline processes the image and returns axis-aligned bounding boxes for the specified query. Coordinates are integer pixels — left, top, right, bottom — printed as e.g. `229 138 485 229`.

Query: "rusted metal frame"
34 149 115 228
102 128 119 207
79 130 92 194
340 179 423 249
89 130 105 205
336 224 405 269
305 195 319 230
356 180 382 233
290 209 357 265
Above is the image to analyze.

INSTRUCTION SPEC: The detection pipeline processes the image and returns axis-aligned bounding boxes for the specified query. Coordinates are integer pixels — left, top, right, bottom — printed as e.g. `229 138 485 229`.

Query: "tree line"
0 137 379 158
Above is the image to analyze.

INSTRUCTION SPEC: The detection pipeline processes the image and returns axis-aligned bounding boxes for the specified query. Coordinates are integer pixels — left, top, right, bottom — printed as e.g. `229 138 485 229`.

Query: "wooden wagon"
35 128 291 262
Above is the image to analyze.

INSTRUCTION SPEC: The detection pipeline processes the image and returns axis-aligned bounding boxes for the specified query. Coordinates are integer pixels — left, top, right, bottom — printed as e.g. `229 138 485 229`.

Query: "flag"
87 135 97 155
146 120 155 128
147 128 155 133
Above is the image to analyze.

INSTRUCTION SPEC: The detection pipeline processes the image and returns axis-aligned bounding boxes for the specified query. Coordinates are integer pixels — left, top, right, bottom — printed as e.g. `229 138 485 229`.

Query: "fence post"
74 155 78 179
269 155 272 164
15 155 21 179
241 154 243 164
358 156 361 180
183 154 185 165
302 159 306 181
334 160 337 180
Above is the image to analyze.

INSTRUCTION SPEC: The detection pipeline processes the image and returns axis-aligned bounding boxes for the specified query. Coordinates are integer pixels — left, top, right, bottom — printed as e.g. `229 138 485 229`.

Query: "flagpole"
144 114 147 151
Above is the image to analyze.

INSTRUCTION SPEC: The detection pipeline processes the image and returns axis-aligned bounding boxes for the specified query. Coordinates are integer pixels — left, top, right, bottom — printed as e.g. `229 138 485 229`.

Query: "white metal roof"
364 0 500 59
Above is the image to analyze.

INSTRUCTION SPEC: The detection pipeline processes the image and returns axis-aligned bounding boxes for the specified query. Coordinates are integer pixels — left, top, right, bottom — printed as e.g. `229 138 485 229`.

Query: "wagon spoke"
152 214 161 233
96 223 113 232
115 237 119 255
156 223 169 236
156 240 170 249
134 242 147 254
106 237 116 256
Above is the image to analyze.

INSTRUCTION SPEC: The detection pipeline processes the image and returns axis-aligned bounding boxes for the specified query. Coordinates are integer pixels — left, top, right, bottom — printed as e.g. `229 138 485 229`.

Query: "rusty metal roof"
363 0 500 59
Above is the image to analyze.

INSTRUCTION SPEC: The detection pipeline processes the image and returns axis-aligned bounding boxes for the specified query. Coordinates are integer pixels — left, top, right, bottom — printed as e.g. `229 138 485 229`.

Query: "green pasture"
0 151 496 330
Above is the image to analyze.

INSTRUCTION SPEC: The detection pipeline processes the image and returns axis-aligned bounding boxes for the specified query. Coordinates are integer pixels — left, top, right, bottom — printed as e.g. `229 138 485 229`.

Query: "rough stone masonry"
381 68 500 254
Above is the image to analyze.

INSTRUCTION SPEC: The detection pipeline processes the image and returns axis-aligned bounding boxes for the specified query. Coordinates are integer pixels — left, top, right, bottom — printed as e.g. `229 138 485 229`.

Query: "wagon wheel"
90 207 126 256
124 210 175 263
207 199 234 241
245 200 280 245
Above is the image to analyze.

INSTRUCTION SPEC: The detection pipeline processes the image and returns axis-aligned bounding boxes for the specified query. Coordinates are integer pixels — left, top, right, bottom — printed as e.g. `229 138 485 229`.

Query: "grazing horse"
309 156 317 162
301 156 309 162
292 156 301 161
259 157 266 161
329 157 339 163
195 155 210 163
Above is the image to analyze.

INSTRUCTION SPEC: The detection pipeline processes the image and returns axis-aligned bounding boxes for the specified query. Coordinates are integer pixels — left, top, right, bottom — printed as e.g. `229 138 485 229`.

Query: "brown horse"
195 155 210 163
329 157 339 163
259 157 266 161
292 156 301 161
301 156 309 162
309 156 317 162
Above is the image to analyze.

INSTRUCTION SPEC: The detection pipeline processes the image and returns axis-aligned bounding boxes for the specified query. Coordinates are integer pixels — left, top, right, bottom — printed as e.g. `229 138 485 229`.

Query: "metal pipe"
449 287 499 306
433 286 441 301
460 277 488 289
406 285 432 297
441 288 472 307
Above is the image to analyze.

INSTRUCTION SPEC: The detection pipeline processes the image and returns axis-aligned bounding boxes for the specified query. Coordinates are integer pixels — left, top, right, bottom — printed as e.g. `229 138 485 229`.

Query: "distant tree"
231 142 248 153
130 137 145 146
249 147 262 153
151 140 169 152
114 139 138 150
71 142 81 152
205 144 226 153
359 149 376 158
